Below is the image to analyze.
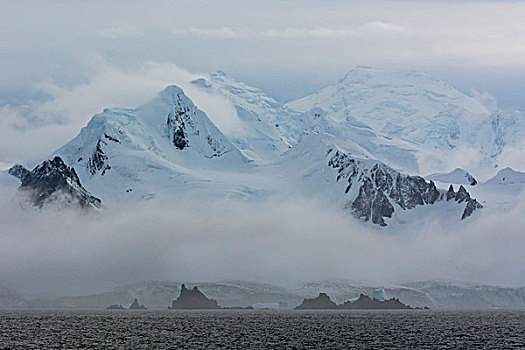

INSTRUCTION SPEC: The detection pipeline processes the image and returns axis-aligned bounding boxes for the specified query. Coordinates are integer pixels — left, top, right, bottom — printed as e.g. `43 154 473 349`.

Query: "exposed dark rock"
8 164 30 181
446 185 456 201
295 293 338 310
169 284 220 309
104 133 120 143
465 172 477 186
160 86 232 157
106 304 125 309
166 106 191 150
129 299 147 309
455 185 470 203
371 190 394 226
339 294 413 310
328 148 468 226
451 185 483 220
17 156 101 209
351 177 375 222
88 140 111 175
171 124 188 150
462 198 483 220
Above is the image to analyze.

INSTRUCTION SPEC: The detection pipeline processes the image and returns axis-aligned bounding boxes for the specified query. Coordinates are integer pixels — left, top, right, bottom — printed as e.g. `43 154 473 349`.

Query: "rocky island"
295 292 338 309
296 293 425 310
169 284 220 309
340 294 413 309
106 298 146 310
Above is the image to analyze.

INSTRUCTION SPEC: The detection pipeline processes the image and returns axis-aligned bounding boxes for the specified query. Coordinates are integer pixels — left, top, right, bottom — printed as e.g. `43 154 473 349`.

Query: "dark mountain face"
327 148 481 226
8 164 30 181
447 185 483 220
465 172 478 186
87 139 111 176
11 156 101 210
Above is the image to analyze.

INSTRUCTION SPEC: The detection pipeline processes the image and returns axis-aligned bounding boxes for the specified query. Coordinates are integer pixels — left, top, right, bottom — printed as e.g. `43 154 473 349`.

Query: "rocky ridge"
9 156 101 210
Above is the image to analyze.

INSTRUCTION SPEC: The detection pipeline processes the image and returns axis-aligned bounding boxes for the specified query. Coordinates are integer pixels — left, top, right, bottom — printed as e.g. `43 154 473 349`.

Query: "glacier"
4 66 525 227
286 66 525 179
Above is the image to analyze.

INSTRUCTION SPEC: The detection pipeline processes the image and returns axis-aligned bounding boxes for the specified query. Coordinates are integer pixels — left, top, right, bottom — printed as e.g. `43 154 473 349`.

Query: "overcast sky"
1 0 525 165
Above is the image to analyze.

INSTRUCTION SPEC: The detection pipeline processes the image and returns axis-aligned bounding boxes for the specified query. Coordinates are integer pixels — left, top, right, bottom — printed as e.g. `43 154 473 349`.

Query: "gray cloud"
1 0 525 117
92 27 144 39
1 191 525 297
0 61 201 167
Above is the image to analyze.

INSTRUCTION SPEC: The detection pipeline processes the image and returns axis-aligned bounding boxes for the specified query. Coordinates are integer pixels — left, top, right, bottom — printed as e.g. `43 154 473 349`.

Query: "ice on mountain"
427 168 478 186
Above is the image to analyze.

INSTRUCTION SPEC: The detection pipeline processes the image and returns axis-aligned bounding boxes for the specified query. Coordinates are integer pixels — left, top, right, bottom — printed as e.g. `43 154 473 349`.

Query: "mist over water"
1 191 525 298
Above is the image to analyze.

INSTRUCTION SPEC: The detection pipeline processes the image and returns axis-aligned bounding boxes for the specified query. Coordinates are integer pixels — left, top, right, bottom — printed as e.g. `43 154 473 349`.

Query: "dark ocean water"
1 309 525 349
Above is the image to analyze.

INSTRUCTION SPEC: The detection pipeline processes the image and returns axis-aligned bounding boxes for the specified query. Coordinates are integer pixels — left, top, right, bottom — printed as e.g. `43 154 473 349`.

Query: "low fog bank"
1 194 524 298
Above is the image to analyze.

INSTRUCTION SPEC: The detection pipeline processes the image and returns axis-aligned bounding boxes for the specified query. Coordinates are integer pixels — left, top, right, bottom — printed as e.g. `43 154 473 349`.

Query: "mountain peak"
287 65 493 174
14 156 101 209
427 168 478 186
340 65 438 85
156 85 192 105
485 167 525 185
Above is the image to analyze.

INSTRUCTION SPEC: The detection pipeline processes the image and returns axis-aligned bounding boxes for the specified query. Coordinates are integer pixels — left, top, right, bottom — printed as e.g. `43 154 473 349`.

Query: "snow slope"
190 71 307 159
0 80 484 226
467 167 525 214
7 68 524 227
262 112 481 226
427 168 478 186
53 85 252 201
287 66 525 178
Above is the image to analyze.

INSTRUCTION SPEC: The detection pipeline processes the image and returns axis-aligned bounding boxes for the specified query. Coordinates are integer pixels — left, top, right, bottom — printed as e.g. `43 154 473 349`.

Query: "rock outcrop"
339 294 412 309
10 156 101 210
106 304 125 309
446 185 483 220
169 284 220 309
327 148 482 225
295 292 421 309
294 292 338 310
8 164 29 181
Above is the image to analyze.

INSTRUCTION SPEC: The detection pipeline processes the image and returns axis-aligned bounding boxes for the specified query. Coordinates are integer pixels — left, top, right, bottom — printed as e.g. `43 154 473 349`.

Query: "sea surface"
1 309 525 349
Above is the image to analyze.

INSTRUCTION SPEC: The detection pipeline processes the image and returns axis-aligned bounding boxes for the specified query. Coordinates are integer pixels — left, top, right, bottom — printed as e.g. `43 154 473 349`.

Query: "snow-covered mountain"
274 121 481 226
286 66 525 177
427 168 478 186
464 167 525 214
484 167 525 186
6 66 525 226
52 85 252 201
190 71 306 159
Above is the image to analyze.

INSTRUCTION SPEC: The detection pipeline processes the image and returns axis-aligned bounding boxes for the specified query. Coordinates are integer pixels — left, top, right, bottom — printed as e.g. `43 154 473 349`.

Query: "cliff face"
294 293 338 309
170 284 220 309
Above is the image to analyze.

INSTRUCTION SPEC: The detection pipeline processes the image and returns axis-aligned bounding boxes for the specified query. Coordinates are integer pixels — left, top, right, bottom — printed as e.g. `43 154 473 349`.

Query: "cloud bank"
1 191 524 297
